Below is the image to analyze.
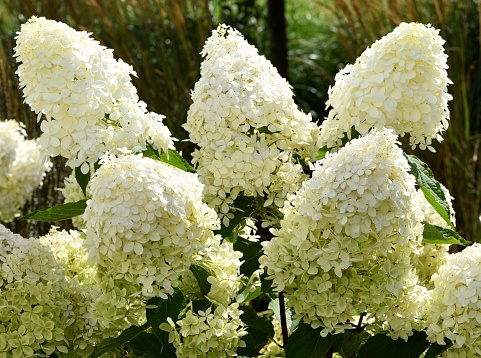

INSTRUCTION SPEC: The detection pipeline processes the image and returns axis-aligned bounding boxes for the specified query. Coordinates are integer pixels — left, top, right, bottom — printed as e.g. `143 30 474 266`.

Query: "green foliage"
74 166 90 196
233 237 264 277
143 145 195 173
145 290 185 357
89 323 150 358
423 222 471 246
189 264 212 297
238 305 275 356
19 200 87 222
357 331 430 358
285 323 341 358
406 154 453 228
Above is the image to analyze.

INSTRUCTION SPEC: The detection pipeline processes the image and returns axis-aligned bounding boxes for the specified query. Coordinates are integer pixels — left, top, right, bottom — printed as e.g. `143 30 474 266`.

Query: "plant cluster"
1 15 479 358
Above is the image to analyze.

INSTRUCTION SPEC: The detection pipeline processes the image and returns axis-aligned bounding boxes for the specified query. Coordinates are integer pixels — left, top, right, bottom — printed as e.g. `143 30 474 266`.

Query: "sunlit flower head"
261 128 424 335
425 244 481 355
184 24 319 221
319 22 452 151
0 120 51 222
83 153 219 300
14 16 173 173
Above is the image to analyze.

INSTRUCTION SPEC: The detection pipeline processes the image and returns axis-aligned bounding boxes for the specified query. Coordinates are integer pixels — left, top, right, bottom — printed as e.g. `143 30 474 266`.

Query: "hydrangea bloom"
0 120 24 175
318 22 452 151
14 16 173 173
83 153 219 301
39 228 122 356
0 224 70 356
163 303 247 357
425 244 481 355
0 120 51 222
184 25 319 221
182 236 243 306
260 129 424 335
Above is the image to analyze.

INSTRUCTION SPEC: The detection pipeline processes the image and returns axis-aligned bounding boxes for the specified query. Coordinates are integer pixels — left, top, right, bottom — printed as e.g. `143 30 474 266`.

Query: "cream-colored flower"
83 153 219 300
15 16 173 172
261 129 424 336
319 22 452 151
184 25 319 222
166 303 247 357
425 244 481 355
0 120 51 222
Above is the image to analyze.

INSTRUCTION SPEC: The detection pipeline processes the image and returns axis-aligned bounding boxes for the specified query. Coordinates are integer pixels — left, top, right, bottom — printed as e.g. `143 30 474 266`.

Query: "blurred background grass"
0 0 480 242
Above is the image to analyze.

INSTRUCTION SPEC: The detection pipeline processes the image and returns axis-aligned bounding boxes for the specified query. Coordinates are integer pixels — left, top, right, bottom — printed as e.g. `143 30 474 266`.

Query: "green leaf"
422 222 471 246
316 146 329 161
127 332 163 358
159 149 195 173
75 166 90 196
405 154 453 228
145 289 185 358
189 264 212 297
89 323 150 357
233 237 263 277
424 339 453 358
237 305 275 356
269 298 301 333
357 331 430 358
19 200 87 222
142 145 195 173
214 196 255 238
236 285 263 304
337 329 370 358
260 270 274 295
285 323 339 358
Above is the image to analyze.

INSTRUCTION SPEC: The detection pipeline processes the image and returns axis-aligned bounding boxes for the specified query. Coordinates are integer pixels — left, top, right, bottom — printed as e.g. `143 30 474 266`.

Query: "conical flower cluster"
184 25 320 221
319 22 452 151
14 16 173 173
261 129 424 335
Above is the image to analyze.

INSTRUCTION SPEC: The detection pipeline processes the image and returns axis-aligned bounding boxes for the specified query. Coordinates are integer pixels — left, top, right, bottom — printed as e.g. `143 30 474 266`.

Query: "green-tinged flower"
83 153 219 301
163 303 247 357
14 16 173 173
184 24 319 224
0 225 69 356
0 120 51 222
260 129 424 337
319 22 452 151
425 244 481 356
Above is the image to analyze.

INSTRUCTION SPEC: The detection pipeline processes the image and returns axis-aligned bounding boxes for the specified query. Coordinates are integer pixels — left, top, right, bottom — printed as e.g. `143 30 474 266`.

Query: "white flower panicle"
0 120 24 175
184 24 320 218
164 303 247 357
0 224 70 356
425 244 481 355
83 153 219 300
260 128 424 335
195 237 243 306
14 16 173 173
319 22 452 151
0 120 51 222
178 236 243 307
39 228 121 357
